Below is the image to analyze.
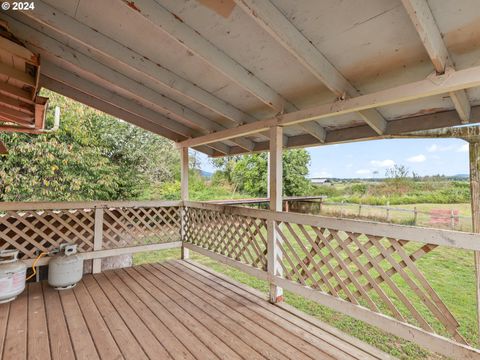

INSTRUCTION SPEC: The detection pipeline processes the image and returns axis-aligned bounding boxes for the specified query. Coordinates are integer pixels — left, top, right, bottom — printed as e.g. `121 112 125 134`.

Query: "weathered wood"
268 126 284 303
181 147 190 260
27 283 51 360
469 141 480 341
92 208 103 273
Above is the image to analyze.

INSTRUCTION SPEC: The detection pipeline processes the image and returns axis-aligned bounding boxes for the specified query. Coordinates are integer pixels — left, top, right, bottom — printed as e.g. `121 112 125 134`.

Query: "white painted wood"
272 275 480 360
92 208 104 274
117 0 324 142
268 126 283 302
234 0 386 135
450 89 471 124
22 242 182 267
181 147 190 260
6 17 234 154
178 64 480 148
21 0 258 128
123 0 286 112
401 0 471 123
41 67 219 156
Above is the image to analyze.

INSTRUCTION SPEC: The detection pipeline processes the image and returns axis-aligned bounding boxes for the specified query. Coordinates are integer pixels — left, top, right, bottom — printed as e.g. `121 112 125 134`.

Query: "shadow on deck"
0 260 395 360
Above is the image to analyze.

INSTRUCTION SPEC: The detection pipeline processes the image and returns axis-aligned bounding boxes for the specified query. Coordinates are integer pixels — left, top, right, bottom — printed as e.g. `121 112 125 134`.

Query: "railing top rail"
185 201 480 251
0 200 183 211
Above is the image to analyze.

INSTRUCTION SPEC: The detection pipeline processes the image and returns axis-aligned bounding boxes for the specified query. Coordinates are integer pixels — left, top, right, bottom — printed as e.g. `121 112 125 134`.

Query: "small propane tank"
0 250 26 303
48 244 83 290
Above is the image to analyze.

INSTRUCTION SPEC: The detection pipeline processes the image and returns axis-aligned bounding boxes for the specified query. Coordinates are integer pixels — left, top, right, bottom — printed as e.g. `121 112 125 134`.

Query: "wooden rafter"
41 75 216 156
178 64 480 149
401 0 471 123
234 0 387 135
119 0 326 144
6 14 253 153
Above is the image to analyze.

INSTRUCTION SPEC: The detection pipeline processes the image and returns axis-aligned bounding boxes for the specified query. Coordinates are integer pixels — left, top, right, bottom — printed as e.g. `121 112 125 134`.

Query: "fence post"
413 206 418 225
318 198 322 214
92 208 104 274
268 126 283 303
358 203 362 217
180 147 189 259
450 209 455 230
386 202 390 222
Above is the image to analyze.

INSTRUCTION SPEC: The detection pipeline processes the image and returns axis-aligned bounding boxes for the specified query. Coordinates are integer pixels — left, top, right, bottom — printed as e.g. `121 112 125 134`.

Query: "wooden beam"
41 76 215 156
0 62 35 87
234 0 387 134
180 146 189 259
178 64 480 148
401 0 471 123
5 16 238 154
40 65 226 155
268 126 283 302
118 0 324 143
19 0 263 131
469 141 480 341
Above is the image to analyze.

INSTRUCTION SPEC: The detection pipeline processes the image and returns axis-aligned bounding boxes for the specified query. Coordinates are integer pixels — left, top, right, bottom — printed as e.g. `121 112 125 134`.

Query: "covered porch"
2 0 480 359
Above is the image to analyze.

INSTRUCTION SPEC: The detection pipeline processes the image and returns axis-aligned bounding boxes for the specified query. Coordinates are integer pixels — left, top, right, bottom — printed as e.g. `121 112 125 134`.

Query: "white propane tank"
0 250 26 303
48 244 83 290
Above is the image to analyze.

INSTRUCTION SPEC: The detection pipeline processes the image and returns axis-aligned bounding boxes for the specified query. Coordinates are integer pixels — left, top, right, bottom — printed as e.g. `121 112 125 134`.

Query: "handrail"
185 201 480 251
0 199 183 211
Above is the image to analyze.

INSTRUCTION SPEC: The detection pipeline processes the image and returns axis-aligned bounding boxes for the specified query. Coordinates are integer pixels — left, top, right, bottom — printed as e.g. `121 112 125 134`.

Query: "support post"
469 141 480 340
267 126 283 303
92 208 104 274
413 206 418 225
180 147 189 260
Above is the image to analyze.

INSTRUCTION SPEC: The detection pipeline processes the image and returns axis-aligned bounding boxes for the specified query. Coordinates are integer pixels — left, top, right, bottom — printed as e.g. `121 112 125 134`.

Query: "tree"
211 149 312 197
0 90 179 202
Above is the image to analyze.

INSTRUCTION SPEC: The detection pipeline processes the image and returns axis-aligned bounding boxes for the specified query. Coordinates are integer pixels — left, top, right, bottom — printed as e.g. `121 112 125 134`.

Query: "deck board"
0 260 396 360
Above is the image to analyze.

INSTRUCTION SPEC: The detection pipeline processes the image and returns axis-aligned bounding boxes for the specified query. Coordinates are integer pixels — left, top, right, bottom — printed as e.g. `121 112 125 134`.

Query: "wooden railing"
183 201 480 359
0 200 183 267
2 199 480 358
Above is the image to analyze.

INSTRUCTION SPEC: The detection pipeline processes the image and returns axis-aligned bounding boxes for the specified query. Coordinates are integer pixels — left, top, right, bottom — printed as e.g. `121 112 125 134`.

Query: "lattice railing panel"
0 209 95 258
102 206 181 249
184 207 268 270
274 221 466 343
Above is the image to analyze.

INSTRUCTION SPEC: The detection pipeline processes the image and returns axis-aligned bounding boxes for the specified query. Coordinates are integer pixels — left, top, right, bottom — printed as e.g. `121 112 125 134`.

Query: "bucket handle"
0 250 19 263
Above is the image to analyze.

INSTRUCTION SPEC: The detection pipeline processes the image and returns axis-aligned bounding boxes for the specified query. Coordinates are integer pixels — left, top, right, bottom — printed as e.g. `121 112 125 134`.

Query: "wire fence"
302 200 472 232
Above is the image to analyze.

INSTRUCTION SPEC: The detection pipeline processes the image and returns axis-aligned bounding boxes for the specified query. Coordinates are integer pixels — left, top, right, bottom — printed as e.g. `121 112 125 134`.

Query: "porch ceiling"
1 0 480 156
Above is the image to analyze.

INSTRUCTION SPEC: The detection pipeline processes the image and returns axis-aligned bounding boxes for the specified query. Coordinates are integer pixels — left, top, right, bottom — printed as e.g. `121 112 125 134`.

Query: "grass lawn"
133 243 477 360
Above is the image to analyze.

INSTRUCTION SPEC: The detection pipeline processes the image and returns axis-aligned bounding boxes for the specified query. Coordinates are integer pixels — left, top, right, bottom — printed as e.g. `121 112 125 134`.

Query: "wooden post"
180 147 189 260
358 203 362 217
450 209 455 230
413 206 418 225
469 141 480 340
386 201 390 222
268 126 283 303
92 208 104 274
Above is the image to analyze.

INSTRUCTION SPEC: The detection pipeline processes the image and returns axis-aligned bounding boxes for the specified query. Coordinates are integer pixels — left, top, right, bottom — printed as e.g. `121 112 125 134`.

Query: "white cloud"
356 169 371 175
457 143 469 153
407 154 426 163
370 159 395 168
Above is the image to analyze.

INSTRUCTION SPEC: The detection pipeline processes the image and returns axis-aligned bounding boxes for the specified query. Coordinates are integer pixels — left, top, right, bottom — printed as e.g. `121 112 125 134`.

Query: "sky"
197 138 470 179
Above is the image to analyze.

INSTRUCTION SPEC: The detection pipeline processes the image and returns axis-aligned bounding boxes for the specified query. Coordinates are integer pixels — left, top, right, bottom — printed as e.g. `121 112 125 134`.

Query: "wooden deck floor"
0 260 395 360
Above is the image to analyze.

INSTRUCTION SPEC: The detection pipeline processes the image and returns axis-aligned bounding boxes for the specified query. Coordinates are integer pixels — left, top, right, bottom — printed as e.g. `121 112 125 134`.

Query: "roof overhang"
1 0 480 156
